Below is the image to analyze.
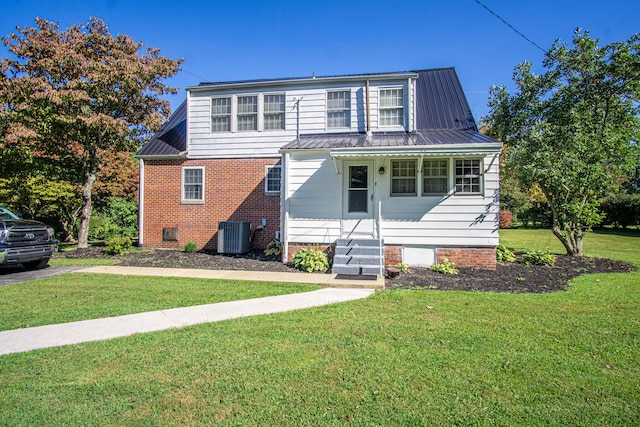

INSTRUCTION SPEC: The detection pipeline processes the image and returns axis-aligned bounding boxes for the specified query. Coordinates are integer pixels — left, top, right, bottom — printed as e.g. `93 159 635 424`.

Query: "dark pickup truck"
0 206 58 270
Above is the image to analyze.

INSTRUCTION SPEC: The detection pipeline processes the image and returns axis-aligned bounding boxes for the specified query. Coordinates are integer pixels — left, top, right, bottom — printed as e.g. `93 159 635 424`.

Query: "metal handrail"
378 200 383 276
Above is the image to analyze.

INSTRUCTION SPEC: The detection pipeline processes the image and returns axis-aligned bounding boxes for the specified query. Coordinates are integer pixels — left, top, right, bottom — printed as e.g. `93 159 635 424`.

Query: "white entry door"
342 161 374 237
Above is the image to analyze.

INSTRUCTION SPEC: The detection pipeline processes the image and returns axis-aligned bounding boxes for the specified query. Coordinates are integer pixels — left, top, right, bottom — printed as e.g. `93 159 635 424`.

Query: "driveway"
0 265 86 286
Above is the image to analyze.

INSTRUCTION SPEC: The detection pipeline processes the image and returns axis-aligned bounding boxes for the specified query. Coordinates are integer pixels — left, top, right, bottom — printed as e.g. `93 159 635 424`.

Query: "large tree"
0 17 182 247
486 29 640 256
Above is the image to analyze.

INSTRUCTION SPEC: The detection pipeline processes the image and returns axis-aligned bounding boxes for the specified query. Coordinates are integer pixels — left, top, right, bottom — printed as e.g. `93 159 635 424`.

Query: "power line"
474 0 546 53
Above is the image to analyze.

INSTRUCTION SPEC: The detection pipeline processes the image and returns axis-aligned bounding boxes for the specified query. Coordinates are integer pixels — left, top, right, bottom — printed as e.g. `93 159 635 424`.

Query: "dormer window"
264 94 285 130
211 97 231 132
237 95 258 131
327 90 351 128
379 88 404 126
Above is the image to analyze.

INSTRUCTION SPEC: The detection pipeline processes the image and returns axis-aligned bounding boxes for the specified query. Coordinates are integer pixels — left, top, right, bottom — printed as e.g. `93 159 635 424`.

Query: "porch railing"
378 200 383 276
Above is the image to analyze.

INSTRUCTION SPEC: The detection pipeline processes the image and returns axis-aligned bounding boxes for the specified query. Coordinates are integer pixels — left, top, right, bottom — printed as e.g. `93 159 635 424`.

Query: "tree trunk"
77 171 96 248
552 226 583 256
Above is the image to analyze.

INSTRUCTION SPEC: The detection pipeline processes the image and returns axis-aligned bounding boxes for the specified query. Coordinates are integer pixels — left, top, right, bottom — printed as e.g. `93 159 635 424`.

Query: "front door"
342 161 374 237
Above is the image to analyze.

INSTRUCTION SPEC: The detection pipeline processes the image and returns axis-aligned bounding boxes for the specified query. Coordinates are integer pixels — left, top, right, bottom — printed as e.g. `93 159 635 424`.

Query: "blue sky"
2 0 638 120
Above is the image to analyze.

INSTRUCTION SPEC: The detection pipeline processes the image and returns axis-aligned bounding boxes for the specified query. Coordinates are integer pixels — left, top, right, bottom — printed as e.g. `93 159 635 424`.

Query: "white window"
379 88 404 127
265 165 281 194
211 98 231 132
264 94 285 130
327 90 351 128
455 159 482 194
423 159 449 195
391 160 416 196
182 167 204 203
237 95 258 131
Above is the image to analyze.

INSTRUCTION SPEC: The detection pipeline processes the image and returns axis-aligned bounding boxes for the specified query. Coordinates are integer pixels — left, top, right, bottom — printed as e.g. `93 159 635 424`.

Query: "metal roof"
413 68 477 131
191 70 418 91
281 130 499 151
137 100 187 158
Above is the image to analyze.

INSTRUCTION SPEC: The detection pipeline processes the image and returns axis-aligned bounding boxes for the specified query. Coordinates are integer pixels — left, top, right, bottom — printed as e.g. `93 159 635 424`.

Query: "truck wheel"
22 258 50 270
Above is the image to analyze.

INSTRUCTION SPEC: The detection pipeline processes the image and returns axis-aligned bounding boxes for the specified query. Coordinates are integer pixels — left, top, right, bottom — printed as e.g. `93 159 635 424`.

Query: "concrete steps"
332 238 383 276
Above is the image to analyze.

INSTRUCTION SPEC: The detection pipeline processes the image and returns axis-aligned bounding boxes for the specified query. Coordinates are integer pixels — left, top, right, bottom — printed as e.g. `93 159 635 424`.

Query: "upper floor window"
182 166 204 203
265 165 281 194
327 90 351 128
391 160 416 196
423 159 449 195
264 94 285 130
455 159 482 194
211 98 231 132
379 88 404 127
237 95 258 131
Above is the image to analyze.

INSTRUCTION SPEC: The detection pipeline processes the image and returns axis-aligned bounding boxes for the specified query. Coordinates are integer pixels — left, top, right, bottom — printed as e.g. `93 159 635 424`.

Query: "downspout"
365 80 371 135
295 97 303 139
282 152 290 263
138 158 144 247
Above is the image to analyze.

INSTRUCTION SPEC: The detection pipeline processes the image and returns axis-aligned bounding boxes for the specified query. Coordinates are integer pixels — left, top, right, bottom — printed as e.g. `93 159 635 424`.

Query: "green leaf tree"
0 17 182 248
485 29 640 255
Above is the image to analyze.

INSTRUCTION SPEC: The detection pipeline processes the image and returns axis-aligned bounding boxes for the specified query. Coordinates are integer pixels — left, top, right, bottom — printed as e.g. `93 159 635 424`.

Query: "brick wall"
436 248 497 270
384 245 402 266
142 158 281 251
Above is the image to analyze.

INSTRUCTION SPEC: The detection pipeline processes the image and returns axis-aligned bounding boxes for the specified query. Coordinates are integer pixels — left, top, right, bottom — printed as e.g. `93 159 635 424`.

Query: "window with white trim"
237 95 258 131
264 94 285 130
182 167 204 202
391 160 416 196
423 159 449 195
265 165 281 194
379 88 404 126
455 159 482 194
327 90 351 128
211 97 231 132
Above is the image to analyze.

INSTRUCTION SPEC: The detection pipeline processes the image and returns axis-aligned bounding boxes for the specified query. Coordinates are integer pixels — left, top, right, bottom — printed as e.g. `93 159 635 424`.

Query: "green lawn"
0 275 318 331
0 229 638 426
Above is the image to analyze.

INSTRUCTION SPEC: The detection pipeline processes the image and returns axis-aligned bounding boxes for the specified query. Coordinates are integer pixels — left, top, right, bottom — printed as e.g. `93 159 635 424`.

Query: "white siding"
187 80 411 159
286 152 500 248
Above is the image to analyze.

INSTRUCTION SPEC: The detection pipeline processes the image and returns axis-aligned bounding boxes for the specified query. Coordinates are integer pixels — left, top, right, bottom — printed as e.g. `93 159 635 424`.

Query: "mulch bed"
55 248 635 293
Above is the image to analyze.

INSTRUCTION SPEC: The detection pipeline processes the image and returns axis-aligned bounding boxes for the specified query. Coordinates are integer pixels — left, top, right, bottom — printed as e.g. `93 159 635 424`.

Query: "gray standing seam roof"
137 100 187 157
139 68 497 157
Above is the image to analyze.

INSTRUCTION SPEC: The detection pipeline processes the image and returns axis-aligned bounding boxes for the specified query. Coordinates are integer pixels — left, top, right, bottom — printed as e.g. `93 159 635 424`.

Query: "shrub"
183 242 198 253
599 194 640 229
292 248 329 273
104 236 133 255
264 237 282 256
90 197 138 240
499 210 513 229
496 245 516 262
521 250 556 266
519 202 553 228
396 262 410 273
430 259 459 274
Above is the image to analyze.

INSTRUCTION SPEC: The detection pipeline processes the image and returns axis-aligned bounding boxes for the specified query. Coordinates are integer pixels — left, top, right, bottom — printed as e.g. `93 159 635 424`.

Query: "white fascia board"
327 143 503 157
136 152 188 160
187 73 419 93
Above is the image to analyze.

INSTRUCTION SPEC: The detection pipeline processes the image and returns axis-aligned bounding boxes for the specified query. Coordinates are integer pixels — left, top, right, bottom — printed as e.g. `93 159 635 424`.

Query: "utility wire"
474 0 546 53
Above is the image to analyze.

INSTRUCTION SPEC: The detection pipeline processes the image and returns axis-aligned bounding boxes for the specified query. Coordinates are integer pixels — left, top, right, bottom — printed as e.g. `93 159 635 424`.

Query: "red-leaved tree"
0 17 182 247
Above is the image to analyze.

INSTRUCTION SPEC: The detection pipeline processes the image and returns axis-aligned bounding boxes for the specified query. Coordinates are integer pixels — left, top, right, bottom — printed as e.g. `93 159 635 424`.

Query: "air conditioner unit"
217 221 251 254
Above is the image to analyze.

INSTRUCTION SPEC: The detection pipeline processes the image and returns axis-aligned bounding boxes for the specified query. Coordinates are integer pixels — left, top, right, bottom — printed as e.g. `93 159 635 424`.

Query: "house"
137 67 502 272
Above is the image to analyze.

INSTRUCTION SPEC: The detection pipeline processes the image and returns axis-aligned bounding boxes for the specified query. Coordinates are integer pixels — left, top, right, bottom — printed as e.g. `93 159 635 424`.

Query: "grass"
0 229 638 425
0 275 318 331
49 257 118 266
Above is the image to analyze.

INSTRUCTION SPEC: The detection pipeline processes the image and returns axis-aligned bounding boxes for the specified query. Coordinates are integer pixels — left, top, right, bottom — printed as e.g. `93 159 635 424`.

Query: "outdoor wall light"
378 166 385 175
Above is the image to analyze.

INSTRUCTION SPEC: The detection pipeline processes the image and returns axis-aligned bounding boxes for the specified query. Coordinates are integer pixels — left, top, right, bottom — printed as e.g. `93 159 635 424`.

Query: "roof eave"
136 151 187 160
188 72 419 92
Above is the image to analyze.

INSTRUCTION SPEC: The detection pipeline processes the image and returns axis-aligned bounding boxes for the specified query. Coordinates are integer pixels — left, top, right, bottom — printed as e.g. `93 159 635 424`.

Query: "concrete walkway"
0 287 375 356
75 265 386 289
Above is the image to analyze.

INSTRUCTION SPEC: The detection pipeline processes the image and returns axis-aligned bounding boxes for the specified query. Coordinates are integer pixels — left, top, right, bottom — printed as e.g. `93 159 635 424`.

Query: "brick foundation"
384 245 402 266
436 248 497 270
141 158 281 251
